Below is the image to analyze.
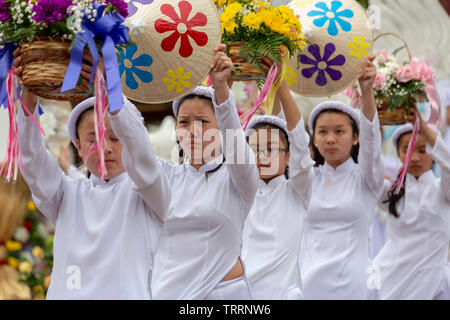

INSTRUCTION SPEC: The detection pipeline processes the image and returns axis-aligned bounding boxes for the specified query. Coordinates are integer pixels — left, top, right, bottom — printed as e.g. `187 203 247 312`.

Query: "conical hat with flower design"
119 0 222 103
285 0 373 97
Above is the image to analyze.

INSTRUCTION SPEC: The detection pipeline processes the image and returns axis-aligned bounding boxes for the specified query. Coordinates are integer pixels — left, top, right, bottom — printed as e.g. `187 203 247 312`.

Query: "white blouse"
374 135 450 299
242 119 314 300
17 97 171 299
151 91 259 300
300 112 385 299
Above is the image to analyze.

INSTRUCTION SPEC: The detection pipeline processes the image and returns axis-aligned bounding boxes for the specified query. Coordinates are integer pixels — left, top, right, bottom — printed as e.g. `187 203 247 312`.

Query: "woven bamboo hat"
286 0 373 97
119 0 222 104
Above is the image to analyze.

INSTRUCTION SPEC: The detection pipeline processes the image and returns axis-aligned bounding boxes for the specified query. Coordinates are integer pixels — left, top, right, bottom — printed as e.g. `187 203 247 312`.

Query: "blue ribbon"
61 2 129 112
0 43 15 110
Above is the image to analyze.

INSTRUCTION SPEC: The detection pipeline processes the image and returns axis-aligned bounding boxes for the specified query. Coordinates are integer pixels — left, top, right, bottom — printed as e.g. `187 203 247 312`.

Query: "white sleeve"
358 111 385 198
17 101 66 224
377 179 392 213
213 89 258 210
67 165 86 180
109 96 171 224
286 119 315 209
427 134 450 203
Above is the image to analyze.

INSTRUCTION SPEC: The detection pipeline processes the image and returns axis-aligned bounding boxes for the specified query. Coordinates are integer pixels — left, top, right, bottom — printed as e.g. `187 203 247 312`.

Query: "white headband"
391 123 414 147
67 97 96 146
172 86 215 117
245 115 288 137
308 100 360 132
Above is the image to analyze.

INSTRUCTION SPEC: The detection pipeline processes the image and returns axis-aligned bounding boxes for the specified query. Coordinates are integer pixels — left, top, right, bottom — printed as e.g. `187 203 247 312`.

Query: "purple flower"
105 0 129 18
126 0 153 17
0 0 11 22
300 43 346 86
32 0 72 23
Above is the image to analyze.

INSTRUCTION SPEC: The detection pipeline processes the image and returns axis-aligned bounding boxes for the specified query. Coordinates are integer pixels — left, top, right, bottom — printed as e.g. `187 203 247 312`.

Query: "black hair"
75 106 94 142
382 130 412 218
176 94 223 181
311 108 359 167
246 123 290 179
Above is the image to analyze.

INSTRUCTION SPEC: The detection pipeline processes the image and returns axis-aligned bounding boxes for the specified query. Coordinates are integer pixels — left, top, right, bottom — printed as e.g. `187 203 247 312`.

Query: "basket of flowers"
343 32 438 126
0 0 130 103
215 0 306 81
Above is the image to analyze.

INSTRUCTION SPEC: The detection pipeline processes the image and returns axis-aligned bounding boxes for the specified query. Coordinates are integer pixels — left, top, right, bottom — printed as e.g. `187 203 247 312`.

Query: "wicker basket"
374 32 413 125
227 42 267 81
20 37 94 103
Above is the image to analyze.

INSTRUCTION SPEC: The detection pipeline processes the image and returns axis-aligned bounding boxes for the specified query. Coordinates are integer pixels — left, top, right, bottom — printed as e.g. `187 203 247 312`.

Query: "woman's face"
176 97 220 164
397 132 433 178
75 110 126 180
248 127 290 182
313 112 358 167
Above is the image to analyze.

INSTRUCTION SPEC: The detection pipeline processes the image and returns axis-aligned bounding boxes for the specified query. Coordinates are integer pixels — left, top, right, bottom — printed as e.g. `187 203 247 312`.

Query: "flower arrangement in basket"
0 0 131 182
214 0 306 126
342 33 441 127
5 201 54 300
216 0 306 81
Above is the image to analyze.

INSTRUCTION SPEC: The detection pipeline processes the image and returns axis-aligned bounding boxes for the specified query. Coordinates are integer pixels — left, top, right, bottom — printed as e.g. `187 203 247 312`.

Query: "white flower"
40 112 57 139
130 18 147 35
19 251 35 264
14 226 30 243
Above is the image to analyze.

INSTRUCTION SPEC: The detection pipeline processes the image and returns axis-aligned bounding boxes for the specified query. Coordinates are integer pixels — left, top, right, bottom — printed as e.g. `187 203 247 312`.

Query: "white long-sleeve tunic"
373 135 450 300
17 97 171 299
151 91 259 300
242 119 314 300
300 112 384 299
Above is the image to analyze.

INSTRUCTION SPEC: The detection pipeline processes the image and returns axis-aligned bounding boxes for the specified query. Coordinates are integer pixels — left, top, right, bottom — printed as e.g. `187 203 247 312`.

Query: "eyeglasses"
250 147 289 158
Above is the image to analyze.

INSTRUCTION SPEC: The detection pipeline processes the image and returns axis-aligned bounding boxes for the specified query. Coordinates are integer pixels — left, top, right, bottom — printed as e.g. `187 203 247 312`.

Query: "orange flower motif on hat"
154 1 209 58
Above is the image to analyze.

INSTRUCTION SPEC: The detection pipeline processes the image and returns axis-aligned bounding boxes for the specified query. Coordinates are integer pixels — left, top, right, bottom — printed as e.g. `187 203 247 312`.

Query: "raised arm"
14 49 66 224
210 44 258 209
17 93 66 224
276 78 314 207
357 55 384 198
108 96 171 224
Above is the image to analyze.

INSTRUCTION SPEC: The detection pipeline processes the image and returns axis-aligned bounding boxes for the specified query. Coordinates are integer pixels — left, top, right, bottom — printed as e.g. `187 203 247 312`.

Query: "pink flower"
342 87 361 108
375 50 388 64
419 63 435 82
396 65 415 83
408 58 422 80
373 73 386 91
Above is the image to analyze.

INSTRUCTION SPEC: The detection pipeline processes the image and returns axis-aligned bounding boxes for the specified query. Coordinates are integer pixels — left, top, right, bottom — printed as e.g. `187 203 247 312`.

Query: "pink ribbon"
0 69 46 182
241 63 278 130
91 66 108 180
392 115 420 194
424 79 443 130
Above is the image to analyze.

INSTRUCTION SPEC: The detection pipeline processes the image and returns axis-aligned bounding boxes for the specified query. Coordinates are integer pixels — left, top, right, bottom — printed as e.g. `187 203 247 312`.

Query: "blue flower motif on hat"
118 44 153 90
300 43 346 86
307 1 354 37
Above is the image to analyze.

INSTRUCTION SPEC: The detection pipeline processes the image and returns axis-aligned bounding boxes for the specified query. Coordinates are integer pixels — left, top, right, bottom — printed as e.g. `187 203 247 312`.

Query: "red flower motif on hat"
154 1 208 58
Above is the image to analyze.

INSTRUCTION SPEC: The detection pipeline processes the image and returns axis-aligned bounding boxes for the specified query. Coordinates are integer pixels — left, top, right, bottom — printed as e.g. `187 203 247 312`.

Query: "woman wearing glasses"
242 57 315 300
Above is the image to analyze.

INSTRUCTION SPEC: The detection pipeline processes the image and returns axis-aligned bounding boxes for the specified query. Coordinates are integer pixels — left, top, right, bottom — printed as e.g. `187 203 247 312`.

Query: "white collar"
90 171 127 186
406 170 435 184
259 174 286 189
323 157 355 174
186 153 224 173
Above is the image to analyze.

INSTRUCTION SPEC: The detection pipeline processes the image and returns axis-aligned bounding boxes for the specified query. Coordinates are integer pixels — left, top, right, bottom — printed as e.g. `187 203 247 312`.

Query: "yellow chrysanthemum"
33 285 44 294
44 275 51 289
242 13 263 29
8 257 19 269
27 201 36 211
6 240 22 252
18 261 33 273
32 246 45 260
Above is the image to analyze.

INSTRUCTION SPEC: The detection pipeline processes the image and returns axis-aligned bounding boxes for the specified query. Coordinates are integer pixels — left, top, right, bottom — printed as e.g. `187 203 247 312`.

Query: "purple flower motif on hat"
126 0 153 17
118 44 153 90
308 1 353 37
300 43 345 86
